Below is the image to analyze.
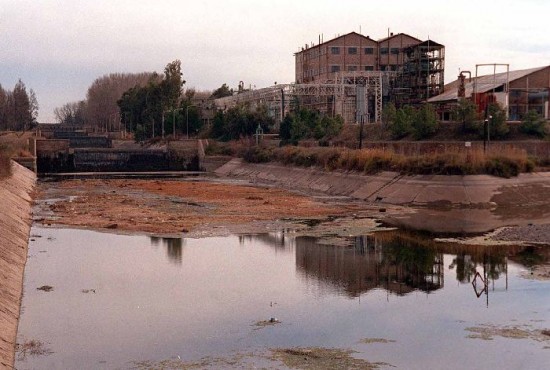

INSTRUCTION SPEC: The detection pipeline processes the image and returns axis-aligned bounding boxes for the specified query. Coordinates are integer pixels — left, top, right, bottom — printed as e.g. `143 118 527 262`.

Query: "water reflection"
239 232 294 251
150 236 185 264
243 231 549 301
296 235 444 297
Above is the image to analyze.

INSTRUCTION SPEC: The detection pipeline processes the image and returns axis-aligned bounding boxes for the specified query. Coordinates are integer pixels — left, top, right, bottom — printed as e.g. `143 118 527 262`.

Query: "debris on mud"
36 285 53 292
466 324 550 344
81 289 96 294
270 347 386 369
360 338 396 344
16 339 53 360
253 318 281 329
131 352 255 369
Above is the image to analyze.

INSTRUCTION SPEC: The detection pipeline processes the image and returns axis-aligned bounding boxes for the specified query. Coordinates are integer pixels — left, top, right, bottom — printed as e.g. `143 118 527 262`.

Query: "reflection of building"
150 237 184 264
295 235 444 297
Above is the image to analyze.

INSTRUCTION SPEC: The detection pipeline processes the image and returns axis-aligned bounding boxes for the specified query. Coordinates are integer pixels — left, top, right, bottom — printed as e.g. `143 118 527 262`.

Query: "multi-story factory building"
295 31 445 106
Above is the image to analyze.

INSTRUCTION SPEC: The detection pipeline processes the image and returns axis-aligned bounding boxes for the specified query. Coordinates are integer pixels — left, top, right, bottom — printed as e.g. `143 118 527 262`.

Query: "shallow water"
17 227 550 369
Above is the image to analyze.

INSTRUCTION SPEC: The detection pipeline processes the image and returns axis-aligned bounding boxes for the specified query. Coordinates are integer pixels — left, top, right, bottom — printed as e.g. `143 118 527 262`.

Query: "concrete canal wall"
216 158 550 232
0 162 35 368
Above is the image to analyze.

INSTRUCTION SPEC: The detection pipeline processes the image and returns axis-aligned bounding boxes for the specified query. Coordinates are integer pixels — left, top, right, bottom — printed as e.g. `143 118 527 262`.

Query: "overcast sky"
1 0 549 122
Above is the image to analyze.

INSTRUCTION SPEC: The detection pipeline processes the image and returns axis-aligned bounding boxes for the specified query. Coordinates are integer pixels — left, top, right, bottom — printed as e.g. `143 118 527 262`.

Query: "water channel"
16 226 550 369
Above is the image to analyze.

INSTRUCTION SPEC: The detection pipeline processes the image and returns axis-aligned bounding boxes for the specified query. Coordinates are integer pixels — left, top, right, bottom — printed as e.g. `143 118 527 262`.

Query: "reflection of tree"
449 254 476 283
448 252 507 282
295 235 444 297
150 237 184 264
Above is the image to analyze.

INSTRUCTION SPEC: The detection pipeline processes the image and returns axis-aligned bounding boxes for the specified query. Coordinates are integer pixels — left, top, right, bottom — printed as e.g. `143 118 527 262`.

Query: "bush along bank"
240 145 535 178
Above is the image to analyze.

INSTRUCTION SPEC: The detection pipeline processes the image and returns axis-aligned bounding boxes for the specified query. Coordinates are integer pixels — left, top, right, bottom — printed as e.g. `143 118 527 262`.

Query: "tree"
486 103 509 139
278 108 343 145
209 103 275 141
382 102 397 126
117 60 189 137
12 79 31 130
87 72 159 132
161 59 185 110
519 109 547 138
0 85 7 130
54 101 87 125
412 104 438 140
0 79 38 130
29 89 39 126
389 106 414 139
210 83 233 99
452 99 479 133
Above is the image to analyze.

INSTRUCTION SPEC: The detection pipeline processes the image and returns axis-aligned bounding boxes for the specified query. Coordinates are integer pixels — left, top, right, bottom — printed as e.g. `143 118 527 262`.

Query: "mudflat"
35 178 396 237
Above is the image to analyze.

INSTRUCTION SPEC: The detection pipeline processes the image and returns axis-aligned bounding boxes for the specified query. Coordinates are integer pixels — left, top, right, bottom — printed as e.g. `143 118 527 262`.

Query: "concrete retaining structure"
216 159 550 233
0 162 36 368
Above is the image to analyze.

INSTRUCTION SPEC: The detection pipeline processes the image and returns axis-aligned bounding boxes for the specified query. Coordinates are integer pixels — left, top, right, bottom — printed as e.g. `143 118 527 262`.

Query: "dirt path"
35 178 394 237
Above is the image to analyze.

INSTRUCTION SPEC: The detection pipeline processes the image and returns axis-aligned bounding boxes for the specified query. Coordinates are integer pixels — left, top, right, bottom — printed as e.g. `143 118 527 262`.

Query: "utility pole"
358 114 365 149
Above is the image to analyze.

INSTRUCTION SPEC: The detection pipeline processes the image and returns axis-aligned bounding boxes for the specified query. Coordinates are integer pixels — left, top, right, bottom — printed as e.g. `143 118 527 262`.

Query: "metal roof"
428 66 548 103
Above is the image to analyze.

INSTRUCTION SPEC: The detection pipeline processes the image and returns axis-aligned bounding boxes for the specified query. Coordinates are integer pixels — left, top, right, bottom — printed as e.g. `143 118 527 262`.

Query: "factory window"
347 65 358 71
380 65 387 71
390 65 397 71
348 47 357 55
331 47 340 54
391 47 399 54
364 47 374 55
330 65 341 73
380 48 389 55
364 65 374 71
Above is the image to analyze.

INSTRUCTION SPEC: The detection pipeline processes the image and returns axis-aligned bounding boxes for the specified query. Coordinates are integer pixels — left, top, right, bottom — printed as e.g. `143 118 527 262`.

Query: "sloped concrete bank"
216 159 550 233
0 162 36 368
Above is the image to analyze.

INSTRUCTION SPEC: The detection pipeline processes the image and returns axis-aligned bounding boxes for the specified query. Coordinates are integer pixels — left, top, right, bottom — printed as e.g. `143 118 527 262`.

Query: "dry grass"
242 145 535 178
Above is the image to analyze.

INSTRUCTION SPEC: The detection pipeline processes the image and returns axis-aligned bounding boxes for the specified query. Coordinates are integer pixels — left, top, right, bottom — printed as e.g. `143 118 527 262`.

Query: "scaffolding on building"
393 40 445 106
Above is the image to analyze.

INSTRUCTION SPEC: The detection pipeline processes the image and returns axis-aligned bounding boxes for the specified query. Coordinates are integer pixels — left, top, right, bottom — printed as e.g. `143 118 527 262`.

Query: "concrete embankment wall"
0 162 35 368
216 159 550 233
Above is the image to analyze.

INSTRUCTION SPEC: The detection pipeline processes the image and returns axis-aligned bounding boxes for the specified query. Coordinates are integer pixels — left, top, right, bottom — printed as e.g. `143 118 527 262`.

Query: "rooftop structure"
428 65 550 120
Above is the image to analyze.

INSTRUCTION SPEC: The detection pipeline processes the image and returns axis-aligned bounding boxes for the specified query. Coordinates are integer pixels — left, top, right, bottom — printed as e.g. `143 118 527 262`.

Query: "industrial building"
214 31 445 125
428 65 550 121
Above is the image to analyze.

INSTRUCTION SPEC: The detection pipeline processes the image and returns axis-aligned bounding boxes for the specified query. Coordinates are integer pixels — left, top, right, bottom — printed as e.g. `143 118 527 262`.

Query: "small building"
428 65 550 121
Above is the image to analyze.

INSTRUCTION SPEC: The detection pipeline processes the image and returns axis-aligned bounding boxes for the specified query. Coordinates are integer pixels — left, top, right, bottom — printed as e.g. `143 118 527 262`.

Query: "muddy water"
17 227 550 369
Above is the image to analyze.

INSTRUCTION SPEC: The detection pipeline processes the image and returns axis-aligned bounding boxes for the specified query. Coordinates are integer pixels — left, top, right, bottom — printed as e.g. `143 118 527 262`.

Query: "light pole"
161 111 165 139
186 105 196 139
172 108 183 138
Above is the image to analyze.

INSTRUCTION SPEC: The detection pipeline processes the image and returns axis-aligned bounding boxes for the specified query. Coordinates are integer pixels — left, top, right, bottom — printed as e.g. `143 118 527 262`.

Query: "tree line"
54 72 157 129
0 79 38 131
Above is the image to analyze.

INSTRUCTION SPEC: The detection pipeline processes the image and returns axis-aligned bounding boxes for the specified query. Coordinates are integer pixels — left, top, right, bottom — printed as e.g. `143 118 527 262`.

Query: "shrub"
486 103 509 139
382 102 397 126
519 110 547 138
390 106 414 139
242 146 273 163
452 99 480 133
412 104 439 140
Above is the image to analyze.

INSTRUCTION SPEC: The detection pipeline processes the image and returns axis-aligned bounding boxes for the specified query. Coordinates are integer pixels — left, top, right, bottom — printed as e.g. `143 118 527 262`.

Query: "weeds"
242 145 534 178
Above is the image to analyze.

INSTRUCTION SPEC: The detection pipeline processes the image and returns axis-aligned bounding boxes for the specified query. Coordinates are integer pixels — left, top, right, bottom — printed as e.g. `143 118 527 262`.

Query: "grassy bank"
241 145 535 178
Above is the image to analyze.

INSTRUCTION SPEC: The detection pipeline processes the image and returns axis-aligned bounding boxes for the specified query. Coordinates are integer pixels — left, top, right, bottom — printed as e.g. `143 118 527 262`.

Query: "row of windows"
302 46 404 60
329 65 376 73
303 64 398 77
329 46 401 55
